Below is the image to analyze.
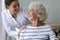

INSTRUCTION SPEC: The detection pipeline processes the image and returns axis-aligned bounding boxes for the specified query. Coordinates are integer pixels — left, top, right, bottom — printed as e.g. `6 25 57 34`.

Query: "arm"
2 8 28 38
49 27 58 40
18 25 26 39
2 11 18 38
22 7 30 25
2 20 18 38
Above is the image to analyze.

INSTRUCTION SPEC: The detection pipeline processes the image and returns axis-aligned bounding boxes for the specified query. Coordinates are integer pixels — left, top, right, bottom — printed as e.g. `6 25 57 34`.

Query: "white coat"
2 7 29 40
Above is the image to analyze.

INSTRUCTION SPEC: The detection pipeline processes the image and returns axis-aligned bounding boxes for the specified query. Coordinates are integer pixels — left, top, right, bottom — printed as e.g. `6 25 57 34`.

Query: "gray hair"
29 2 47 22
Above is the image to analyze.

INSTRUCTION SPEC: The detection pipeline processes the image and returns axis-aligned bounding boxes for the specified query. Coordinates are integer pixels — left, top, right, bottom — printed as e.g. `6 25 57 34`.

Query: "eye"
18 4 20 6
13 4 20 8
13 5 16 8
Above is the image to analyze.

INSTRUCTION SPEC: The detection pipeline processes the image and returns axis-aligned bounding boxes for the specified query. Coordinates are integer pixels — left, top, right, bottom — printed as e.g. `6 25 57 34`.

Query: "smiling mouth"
15 10 19 13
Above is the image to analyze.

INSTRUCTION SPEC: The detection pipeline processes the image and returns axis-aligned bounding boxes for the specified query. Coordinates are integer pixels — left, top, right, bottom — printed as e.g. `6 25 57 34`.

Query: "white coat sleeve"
2 20 18 38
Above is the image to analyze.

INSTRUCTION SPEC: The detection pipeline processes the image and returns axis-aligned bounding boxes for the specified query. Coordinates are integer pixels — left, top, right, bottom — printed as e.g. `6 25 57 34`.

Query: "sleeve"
22 7 30 25
2 20 18 38
2 12 18 38
49 27 58 40
23 17 30 25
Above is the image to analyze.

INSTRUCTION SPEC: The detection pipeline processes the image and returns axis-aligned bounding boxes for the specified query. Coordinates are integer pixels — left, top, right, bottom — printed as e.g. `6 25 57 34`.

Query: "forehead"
29 6 33 9
29 6 36 12
10 0 19 5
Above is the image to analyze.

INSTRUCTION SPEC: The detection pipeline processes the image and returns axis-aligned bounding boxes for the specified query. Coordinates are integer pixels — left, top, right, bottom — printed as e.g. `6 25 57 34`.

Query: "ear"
6 5 9 9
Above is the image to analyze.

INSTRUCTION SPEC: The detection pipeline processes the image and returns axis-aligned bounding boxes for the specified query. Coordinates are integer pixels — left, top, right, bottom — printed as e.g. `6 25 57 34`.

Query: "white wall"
19 0 60 23
0 0 2 25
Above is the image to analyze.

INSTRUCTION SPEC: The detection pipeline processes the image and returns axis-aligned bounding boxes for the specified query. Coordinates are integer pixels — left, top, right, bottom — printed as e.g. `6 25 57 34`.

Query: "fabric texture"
19 24 58 40
2 7 29 39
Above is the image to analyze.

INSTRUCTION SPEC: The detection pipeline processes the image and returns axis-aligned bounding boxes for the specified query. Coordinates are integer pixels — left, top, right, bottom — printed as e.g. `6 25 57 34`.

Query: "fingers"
18 32 20 39
18 25 26 39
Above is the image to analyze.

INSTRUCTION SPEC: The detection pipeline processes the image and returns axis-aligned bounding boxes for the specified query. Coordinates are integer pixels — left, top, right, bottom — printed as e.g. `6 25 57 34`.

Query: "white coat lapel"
5 9 20 28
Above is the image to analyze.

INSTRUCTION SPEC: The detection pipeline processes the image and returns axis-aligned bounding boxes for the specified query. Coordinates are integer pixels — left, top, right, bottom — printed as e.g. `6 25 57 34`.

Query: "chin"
14 12 17 14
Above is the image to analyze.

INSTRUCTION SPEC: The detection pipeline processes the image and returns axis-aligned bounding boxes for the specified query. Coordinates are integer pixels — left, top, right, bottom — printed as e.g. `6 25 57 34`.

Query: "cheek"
28 12 33 21
33 13 37 18
9 7 14 13
29 12 33 18
11 7 16 12
9 7 17 16
28 9 37 20
10 7 18 14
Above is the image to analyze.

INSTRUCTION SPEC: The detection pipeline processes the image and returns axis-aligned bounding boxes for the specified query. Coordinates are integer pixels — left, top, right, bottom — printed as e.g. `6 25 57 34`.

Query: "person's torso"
20 24 51 40
2 7 29 30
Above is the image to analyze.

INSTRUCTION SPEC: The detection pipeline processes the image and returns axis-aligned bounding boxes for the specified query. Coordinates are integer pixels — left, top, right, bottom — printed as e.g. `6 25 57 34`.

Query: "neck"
31 19 44 27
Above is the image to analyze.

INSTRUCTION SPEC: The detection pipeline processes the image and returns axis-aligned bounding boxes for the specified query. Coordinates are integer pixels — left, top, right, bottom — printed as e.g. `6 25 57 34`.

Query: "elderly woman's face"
7 0 20 17
28 7 38 22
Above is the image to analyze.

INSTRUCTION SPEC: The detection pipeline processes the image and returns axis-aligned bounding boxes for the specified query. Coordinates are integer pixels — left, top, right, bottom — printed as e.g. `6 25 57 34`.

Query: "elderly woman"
18 2 58 40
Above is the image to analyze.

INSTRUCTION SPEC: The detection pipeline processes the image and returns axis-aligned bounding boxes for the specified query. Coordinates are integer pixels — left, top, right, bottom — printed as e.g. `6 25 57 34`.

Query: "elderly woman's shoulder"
44 24 52 28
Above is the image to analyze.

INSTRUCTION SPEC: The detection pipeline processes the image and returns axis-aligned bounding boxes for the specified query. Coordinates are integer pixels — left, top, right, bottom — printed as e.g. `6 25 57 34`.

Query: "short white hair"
29 2 47 22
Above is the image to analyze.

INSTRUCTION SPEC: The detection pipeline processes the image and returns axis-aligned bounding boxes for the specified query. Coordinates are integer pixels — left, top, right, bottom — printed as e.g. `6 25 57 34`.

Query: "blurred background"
0 0 60 40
